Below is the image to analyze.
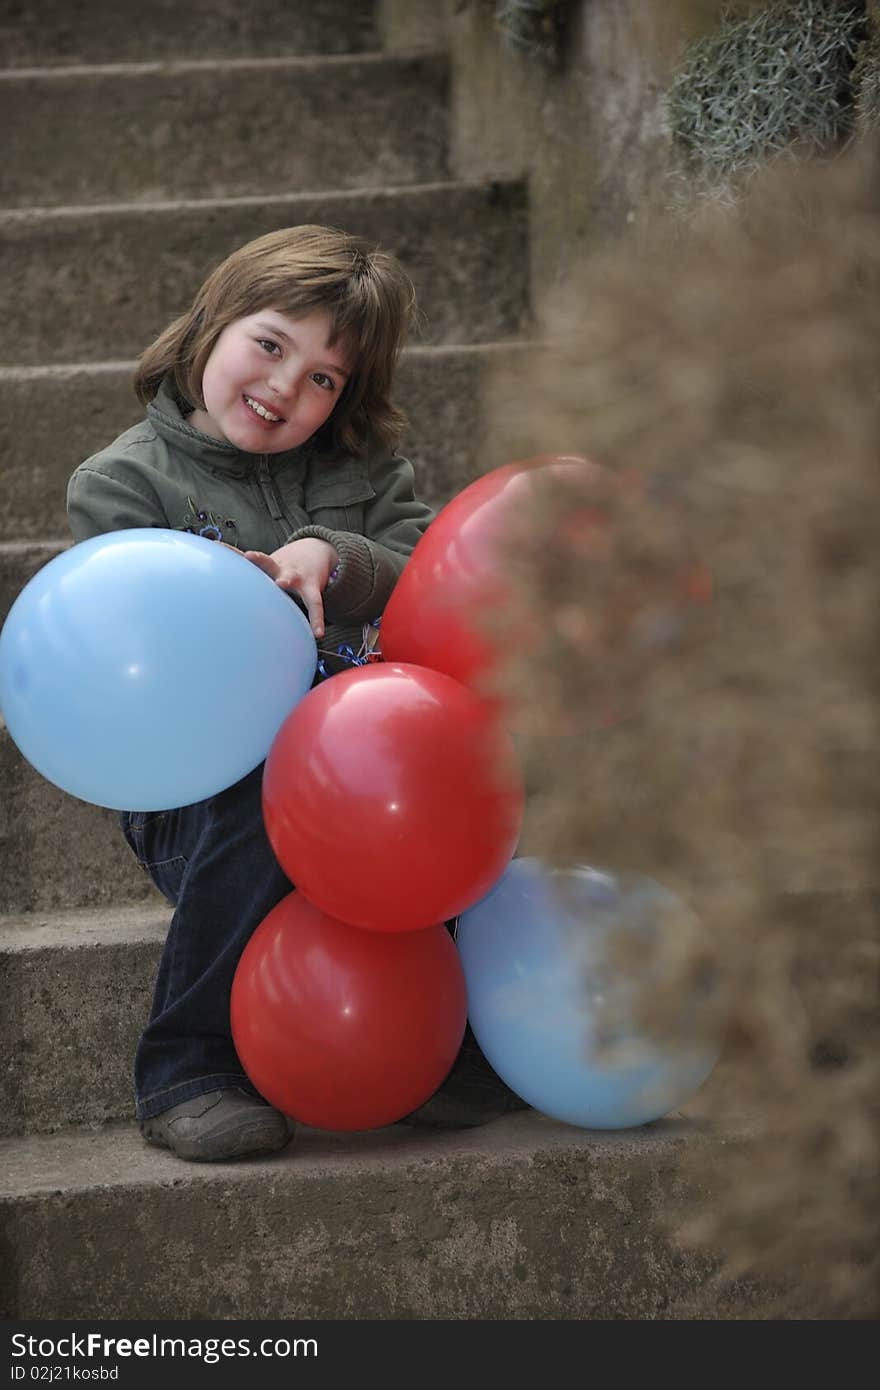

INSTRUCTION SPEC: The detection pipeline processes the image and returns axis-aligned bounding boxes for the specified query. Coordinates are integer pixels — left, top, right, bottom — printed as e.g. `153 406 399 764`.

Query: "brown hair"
134 225 417 454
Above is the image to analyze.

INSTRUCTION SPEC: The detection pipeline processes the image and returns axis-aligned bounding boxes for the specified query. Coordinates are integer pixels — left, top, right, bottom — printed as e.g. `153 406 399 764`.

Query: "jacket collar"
147 377 311 473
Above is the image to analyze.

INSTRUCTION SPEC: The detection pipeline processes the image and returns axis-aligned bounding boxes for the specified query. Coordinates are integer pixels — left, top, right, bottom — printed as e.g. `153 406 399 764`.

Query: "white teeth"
245 395 282 422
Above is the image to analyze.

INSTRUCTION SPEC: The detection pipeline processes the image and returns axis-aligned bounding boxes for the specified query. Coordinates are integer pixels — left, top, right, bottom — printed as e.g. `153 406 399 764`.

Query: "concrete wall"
377 0 450 52
446 1 674 302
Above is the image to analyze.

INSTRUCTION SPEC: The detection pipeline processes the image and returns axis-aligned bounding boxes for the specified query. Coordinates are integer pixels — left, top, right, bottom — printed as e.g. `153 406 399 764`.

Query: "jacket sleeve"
288 450 434 626
67 460 169 542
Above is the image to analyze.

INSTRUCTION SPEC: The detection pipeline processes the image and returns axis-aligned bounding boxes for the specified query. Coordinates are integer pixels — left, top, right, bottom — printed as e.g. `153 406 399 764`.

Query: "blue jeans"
121 763 292 1120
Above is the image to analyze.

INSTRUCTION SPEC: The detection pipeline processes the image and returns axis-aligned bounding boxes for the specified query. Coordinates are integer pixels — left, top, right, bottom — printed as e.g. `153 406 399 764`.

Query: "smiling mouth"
244 394 284 423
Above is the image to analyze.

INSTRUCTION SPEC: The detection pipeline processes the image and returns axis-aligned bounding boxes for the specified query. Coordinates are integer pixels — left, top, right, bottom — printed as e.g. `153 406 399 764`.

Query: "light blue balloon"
457 857 719 1129
0 529 317 811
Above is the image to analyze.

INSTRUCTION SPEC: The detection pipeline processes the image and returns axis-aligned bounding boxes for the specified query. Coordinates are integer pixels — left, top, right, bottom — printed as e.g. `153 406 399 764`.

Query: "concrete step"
1 53 449 208
0 1109 755 1318
0 723 157 915
0 902 170 1137
0 344 527 541
0 540 67 630
0 181 529 366
0 0 378 68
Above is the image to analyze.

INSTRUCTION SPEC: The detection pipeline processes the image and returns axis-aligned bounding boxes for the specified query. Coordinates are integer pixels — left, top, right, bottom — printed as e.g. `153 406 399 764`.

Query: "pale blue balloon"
0 529 317 811
457 857 719 1129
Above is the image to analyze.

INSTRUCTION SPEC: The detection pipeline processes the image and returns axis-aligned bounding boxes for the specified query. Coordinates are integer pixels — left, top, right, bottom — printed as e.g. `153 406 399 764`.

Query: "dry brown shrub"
483 141 880 1317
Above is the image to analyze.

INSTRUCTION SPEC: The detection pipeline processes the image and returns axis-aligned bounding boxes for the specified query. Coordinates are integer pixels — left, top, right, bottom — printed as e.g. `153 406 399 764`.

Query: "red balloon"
231 891 467 1130
380 455 600 701
262 662 524 931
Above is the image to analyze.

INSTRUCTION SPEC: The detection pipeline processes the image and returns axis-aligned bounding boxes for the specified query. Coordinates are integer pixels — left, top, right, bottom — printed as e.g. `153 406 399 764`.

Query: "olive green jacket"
67 378 434 671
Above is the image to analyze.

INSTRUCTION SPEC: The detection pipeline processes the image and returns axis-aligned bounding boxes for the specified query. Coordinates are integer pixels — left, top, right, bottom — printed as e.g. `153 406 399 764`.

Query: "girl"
67 225 522 1162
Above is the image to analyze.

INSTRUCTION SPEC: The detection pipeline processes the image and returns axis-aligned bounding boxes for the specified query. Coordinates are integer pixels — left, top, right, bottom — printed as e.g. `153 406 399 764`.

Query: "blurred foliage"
667 0 866 184
490 0 578 62
483 140 879 1316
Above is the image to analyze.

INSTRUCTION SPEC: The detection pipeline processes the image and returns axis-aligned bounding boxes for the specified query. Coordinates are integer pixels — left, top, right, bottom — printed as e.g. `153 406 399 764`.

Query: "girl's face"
190 308 351 453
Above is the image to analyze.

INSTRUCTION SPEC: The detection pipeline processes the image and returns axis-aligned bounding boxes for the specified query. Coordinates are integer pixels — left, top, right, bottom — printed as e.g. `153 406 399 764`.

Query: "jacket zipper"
256 454 293 545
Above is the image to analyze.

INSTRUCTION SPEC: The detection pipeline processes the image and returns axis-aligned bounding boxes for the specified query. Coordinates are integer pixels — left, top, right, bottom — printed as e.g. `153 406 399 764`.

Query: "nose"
267 362 300 401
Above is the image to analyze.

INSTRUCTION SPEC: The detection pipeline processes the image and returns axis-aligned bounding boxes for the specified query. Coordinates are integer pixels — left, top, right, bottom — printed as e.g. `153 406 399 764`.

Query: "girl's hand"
244 538 340 639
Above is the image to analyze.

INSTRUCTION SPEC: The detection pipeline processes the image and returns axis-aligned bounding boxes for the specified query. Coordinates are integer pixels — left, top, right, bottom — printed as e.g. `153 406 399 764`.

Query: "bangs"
268 270 393 382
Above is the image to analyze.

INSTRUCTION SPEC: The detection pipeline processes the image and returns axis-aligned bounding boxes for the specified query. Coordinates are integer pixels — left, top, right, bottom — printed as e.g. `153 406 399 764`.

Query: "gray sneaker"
399 1026 529 1129
140 1087 293 1162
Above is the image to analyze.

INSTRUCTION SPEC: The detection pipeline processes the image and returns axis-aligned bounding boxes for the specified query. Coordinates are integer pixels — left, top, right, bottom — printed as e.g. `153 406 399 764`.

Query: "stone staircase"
1 0 744 1320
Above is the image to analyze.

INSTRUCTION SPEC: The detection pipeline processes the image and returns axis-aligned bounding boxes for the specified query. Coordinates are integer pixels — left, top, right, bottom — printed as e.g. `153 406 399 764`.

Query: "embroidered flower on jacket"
180 497 239 546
